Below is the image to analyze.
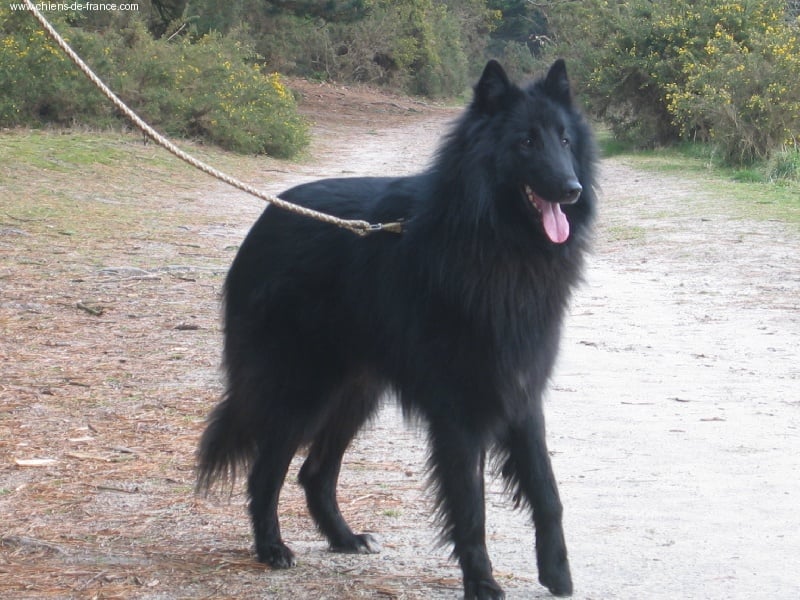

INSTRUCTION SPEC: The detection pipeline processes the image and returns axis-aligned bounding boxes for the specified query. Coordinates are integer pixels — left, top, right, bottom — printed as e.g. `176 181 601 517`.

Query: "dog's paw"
331 533 381 555
256 542 296 569
539 561 572 597
464 577 505 600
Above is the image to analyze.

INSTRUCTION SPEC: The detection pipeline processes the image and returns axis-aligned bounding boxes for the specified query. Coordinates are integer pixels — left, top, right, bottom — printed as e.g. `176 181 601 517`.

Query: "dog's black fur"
197 59 596 599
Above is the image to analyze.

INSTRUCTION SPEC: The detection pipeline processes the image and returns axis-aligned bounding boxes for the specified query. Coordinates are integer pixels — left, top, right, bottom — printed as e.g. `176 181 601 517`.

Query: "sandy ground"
2 80 799 599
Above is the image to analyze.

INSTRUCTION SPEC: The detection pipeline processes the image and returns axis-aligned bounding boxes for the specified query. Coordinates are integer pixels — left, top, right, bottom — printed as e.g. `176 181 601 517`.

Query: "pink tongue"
542 202 570 244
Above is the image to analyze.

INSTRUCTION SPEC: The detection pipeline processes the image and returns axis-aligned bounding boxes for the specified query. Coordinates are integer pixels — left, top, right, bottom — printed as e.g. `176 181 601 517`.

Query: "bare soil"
1 80 799 599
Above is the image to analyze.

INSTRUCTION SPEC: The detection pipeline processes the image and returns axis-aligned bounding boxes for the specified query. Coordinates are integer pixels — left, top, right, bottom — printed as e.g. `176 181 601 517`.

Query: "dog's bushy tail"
195 394 257 494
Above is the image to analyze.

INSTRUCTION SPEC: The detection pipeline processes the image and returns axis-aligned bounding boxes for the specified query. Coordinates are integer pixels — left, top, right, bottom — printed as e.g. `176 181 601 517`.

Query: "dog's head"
468 59 595 245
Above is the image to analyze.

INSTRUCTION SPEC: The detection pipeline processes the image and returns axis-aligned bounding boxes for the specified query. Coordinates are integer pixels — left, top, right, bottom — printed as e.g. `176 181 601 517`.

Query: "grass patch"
0 128 280 272
605 224 647 243
767 148 800 182
1 127 273 173
596 127 632 159
610 142 800 225
0 128 272 201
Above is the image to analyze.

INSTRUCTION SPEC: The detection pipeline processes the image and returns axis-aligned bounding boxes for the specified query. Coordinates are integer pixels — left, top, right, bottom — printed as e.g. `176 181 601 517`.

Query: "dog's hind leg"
298 376 382 555
248 417 304 569
428 418 505 600
501 412 572 597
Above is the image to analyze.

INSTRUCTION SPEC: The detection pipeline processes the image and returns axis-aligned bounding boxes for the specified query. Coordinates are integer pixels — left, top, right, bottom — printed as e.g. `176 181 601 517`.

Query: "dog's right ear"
474 60 513 115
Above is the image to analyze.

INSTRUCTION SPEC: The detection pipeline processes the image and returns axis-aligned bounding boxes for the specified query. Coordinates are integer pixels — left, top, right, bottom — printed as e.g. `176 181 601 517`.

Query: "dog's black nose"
561 181 582 205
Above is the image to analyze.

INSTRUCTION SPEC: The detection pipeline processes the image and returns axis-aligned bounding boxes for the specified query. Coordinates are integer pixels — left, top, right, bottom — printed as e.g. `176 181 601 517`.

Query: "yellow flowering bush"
0 8 109 125
546 0 800 166
0 9 308 158
667 9 800 163
164 33 309 157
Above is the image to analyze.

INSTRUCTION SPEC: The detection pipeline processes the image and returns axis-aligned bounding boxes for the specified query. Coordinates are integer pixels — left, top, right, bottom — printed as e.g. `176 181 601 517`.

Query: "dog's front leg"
502 412 572 597
428 418 505 600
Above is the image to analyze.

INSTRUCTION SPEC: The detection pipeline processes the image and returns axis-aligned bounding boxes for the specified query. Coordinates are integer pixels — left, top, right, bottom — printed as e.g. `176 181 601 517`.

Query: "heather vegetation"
1 0 798 173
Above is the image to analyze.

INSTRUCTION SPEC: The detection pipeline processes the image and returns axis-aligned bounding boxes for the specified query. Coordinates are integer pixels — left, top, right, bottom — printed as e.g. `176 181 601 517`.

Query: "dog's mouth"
524 185 570 244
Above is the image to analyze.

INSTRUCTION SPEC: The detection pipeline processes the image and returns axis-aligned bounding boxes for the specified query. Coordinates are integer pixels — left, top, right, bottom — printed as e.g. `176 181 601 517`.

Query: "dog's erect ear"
474 60 513 115
542 59 572 106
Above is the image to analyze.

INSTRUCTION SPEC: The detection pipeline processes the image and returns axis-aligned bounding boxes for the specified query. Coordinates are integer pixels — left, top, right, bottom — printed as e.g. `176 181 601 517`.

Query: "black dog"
197 59 596 599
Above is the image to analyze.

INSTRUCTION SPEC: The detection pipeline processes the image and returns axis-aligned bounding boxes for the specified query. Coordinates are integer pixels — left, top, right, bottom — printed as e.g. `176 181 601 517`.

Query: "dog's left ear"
543 59 572 106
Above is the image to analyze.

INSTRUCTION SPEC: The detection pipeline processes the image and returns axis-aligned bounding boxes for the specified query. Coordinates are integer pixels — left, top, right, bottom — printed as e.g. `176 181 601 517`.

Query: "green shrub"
0 8 308 157
403 2 470 97
246 0 491 98
499 40 539 82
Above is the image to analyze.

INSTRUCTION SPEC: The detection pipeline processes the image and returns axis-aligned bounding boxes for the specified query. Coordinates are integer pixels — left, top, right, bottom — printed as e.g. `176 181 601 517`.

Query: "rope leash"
21 0 404 237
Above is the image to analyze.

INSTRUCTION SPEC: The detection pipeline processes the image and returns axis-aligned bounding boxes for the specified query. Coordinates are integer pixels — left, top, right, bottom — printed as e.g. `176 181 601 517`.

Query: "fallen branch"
76 301 104 316
1 535 67 555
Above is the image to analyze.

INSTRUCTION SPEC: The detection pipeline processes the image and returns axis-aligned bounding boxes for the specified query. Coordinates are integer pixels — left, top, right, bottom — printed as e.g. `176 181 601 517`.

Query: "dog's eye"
521 137 534 148
561 137 570 147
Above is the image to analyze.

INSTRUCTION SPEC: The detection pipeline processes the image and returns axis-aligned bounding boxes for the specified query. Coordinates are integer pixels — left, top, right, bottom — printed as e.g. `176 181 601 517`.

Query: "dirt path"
2 83 799 599
543 159 800 599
